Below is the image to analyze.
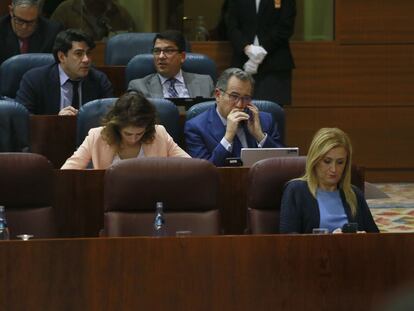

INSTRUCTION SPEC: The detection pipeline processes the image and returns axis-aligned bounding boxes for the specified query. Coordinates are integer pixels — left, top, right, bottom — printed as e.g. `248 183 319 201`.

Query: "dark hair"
52 29 96 63
101 91 157 148
216 67 255 92
153 29 186 52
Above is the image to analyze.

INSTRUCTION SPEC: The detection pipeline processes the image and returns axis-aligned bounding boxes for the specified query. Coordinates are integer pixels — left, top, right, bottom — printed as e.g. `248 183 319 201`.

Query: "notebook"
241 147 299 167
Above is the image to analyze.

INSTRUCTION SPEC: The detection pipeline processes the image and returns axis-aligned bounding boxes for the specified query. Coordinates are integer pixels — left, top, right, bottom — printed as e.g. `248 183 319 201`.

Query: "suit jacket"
226 0 296 74
61 125 190 169
184 105 283 166
16 63 113 114
280 180 380 234
128 71 214 98
0 14 63 65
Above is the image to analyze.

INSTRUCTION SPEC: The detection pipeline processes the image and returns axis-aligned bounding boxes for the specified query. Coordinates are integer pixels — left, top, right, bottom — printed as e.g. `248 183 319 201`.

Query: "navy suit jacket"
280 180 379 234
0 15 63 65
184 105 283 166
16 63 113 114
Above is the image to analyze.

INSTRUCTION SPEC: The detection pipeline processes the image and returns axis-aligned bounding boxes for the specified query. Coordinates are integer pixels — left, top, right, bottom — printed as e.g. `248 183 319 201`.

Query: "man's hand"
224 108 250 143
58 106 78 116
245 103 265 142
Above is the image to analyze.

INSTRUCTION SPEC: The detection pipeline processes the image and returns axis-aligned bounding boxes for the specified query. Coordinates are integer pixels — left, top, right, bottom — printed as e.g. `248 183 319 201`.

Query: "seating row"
0 52 216 99
0 98 285 154
0 153 364 239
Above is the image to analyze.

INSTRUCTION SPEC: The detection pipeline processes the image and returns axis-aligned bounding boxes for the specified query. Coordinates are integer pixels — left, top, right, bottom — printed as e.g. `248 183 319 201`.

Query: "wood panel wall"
0 2 9 16
336 0 414 44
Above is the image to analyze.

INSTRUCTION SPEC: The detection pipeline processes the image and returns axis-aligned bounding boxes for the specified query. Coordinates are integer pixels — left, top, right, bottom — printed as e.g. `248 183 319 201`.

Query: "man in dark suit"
185 68 283 167
16 28 113 115
226 0 296 106
0 0 63 65
128 30 214 99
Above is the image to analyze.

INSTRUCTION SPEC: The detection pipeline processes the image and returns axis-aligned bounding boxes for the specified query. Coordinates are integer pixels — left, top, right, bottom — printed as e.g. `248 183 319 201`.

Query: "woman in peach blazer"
61 91 189 169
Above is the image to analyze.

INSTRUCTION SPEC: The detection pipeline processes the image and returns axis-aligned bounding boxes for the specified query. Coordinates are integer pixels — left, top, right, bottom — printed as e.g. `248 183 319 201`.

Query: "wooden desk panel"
95 65 126 97
54 168 249 237
30 115 77 169
1 234 414 310
291 42 414 107
336 0 414 44
285 106 414 181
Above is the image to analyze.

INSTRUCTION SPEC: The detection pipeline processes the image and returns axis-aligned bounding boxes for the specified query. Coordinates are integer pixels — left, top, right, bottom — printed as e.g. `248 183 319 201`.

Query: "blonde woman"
280 128 378 233
62 91 189 169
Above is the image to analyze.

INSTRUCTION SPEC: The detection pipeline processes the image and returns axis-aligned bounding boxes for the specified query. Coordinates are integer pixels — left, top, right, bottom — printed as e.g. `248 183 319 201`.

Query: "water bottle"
0 206 10 240
194 16 209 41
153 202 167 236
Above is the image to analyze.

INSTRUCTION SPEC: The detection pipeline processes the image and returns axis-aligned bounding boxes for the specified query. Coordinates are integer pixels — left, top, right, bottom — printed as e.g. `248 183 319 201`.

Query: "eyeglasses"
220 89 252 104
11 13 37 27
151 48 180 56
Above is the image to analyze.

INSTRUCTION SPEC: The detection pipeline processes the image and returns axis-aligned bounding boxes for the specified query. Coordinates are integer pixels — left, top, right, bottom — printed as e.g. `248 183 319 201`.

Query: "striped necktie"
167 78 179 98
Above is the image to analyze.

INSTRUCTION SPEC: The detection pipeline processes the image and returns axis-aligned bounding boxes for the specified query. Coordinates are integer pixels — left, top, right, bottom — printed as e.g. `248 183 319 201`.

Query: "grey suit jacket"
128 71 214 98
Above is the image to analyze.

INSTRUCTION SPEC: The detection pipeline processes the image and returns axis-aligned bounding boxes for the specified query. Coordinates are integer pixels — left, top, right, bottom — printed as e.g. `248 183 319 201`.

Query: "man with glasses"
16 28 113 115
0 0 63 65
185 68 283 166
128 30 214 99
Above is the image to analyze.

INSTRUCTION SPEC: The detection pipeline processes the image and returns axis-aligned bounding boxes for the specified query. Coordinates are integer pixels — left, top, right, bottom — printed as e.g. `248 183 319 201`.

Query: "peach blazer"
61 125 190 169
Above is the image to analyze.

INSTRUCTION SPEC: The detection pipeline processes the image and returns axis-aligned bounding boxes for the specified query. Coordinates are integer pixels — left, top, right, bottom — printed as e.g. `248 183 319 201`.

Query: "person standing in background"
50 0 135 41
226 0 296 106
0 0 63 65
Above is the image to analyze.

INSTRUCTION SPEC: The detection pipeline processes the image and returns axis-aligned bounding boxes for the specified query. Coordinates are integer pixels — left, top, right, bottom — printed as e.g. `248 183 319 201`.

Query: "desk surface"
0 234 413 311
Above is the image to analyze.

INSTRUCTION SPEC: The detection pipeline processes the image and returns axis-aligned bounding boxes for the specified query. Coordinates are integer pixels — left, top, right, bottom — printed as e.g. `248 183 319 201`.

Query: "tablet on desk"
241 147 299 167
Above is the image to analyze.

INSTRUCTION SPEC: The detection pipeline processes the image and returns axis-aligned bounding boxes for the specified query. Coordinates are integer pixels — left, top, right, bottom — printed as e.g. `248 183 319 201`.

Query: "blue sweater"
280 180 379 234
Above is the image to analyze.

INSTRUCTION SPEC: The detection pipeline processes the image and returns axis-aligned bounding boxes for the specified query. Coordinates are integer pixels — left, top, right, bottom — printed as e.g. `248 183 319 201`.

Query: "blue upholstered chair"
77 97 181 146
0 100 30 152
104 32 191 65
0 53 54 99
186 100 286 144
125 53 217 87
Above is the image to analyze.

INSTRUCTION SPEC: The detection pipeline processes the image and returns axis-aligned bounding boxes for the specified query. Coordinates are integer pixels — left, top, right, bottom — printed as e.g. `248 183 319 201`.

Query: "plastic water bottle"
153 202 166 236
194 16 209 41
0 206 10 240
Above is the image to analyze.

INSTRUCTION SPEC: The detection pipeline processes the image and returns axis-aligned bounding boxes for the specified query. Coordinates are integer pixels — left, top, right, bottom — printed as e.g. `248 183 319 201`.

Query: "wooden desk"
1 234 413 311
54 167 249 237
30 115 77 169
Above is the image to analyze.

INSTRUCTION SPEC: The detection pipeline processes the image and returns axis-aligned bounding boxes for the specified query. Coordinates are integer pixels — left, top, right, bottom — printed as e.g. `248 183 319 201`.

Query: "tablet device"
241 147 299 167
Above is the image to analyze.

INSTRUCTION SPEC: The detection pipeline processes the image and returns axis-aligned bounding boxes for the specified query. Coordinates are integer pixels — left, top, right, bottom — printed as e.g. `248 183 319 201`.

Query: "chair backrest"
125 53 217 87
104 32 192 65
247 156 365 234
0 100 30 152
0 153 56 238
0 53 55 98
77 97 181 146
186 100 286 143
103 157 220 236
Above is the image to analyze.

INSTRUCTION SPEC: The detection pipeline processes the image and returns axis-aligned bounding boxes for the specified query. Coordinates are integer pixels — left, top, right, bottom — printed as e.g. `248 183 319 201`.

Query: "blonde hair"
300 127 357 216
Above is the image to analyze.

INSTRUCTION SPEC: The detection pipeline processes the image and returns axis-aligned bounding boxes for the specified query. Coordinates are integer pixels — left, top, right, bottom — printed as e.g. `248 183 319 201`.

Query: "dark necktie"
167 78 179 98
20 38 29 54
70 80 80 109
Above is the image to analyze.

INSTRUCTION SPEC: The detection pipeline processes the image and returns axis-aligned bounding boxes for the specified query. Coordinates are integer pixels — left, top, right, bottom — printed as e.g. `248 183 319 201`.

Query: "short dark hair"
52 29 96 63
101 91 157 148
216 67 255 92
153 29 186 52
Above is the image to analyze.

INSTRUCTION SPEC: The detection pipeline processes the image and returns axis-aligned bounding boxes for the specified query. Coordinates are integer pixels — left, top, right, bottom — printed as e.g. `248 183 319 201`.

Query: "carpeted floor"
367 183 414 233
